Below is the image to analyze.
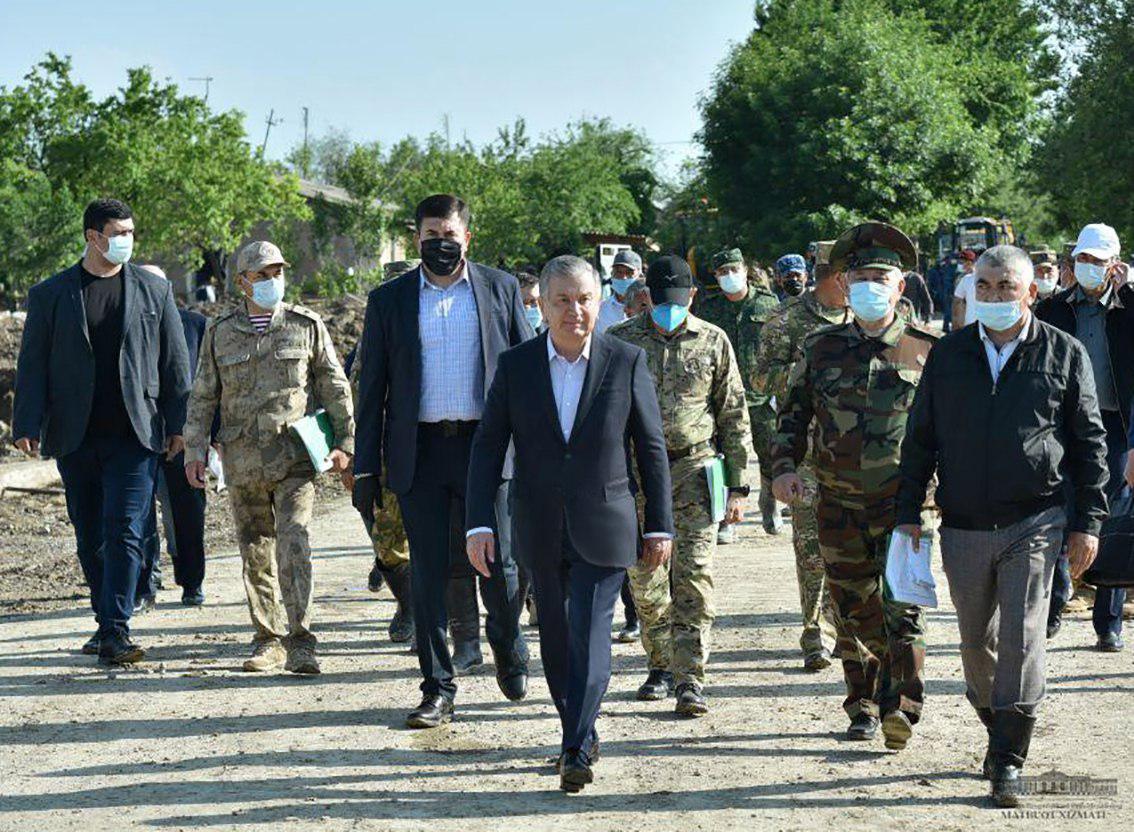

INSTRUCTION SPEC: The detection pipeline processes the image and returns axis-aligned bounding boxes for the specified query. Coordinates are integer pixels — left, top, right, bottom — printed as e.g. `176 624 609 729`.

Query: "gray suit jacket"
14 261 192 458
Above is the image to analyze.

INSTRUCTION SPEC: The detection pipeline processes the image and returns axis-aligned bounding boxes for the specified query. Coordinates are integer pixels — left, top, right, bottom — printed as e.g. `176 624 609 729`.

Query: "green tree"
0 54 310 301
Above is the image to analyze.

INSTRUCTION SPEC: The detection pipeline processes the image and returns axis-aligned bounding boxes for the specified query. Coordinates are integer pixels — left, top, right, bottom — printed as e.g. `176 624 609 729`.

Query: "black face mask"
420 237 463 277
782 277 805 296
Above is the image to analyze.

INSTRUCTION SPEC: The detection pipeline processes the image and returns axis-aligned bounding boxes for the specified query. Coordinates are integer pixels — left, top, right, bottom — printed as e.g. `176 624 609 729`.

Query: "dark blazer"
1036 283 1134 434
354 262 533 490
13 262 192 459
465 331 674 569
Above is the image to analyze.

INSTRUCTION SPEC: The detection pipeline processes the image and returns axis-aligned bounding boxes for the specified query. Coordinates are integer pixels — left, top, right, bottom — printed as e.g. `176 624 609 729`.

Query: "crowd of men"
11 194 1133 806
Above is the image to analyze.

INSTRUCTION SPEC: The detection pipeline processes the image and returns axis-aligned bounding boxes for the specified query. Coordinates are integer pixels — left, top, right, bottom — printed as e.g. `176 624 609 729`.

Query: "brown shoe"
285 642 321 675
242 639 285 672
882 710 913 750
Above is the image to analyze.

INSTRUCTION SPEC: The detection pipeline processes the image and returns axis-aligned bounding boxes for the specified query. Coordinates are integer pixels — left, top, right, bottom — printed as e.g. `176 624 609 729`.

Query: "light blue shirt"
418 265 484 422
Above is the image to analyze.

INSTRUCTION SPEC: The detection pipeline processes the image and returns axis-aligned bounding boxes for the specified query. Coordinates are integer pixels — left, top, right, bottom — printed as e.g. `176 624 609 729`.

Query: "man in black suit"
466 255 674 793
13 198 192 664
353 194 532 727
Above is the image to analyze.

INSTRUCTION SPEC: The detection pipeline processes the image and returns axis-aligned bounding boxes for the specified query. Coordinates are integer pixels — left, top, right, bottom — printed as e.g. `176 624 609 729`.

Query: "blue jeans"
56 436 159 637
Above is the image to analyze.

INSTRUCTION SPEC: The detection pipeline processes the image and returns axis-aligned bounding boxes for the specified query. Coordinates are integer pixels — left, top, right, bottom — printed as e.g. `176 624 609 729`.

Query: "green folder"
288 409 336 473
704 456 728 523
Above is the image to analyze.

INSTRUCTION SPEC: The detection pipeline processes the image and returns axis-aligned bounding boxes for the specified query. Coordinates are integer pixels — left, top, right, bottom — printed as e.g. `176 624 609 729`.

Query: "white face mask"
717 270 748 295
1034 277 1058 294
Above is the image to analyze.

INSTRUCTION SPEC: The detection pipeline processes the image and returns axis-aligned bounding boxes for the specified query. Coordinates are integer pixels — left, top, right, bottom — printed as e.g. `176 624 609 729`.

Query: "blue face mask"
651 303 689 333
611 277 637 297
99 232 134 265
525 305 543 331
250 275 285 309
848 281 894 323
973 299 1023 332
1075 261 1108 291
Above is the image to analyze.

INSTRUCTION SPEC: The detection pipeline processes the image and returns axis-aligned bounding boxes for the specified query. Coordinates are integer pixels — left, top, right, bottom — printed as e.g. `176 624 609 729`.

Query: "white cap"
1071 223 1121 260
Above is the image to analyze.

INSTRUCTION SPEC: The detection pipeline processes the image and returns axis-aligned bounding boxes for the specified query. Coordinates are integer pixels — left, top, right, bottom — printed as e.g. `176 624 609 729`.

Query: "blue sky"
0 0 756 178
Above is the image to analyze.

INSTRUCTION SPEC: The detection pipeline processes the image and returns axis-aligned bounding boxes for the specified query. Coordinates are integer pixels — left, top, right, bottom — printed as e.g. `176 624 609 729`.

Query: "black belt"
668 439 714 462
420 420 479 438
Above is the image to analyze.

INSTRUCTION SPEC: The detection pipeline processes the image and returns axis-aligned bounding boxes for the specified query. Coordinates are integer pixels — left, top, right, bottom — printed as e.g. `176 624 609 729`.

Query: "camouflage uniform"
696 284 781 482
185 301 354 648
609 312 754 688
751 291 849 656
770 317 936 722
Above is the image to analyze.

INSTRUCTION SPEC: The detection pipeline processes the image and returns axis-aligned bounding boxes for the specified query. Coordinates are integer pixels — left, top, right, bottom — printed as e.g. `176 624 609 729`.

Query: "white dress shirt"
595 295 627 334
978 313 1032 384
418 264 484 422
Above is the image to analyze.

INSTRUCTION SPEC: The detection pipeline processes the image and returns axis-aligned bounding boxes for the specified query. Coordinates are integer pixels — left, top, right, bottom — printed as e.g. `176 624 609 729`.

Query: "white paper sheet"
885 530 938 608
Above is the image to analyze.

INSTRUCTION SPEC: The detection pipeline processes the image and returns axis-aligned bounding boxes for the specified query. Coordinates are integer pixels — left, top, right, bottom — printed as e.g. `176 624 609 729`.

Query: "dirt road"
1 493 1130 831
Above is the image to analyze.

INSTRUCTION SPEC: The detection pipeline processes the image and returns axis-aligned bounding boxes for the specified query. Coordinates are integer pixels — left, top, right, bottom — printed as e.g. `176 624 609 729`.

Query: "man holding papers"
769 222 937 750
184 241 354 676
896 245 1108 808
609 255 753 718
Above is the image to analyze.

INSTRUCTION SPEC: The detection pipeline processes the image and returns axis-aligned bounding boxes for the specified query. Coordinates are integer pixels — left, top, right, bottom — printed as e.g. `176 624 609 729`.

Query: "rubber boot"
447 574 483 674
382 562 416 648
989 711 1036 808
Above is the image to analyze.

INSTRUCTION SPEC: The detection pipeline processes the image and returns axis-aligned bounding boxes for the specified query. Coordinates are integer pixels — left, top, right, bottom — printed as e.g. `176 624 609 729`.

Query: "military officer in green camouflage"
695 247 781 546
609 255 753 717
751 242 846 672
770 222 937 749
185 241 354 675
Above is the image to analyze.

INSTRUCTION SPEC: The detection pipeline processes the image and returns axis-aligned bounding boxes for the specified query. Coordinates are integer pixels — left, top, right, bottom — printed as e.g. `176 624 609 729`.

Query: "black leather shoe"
559 750 594 793
81 632 100 655
675 683 709 717
615 620 641 644
98 633 145 666
181 588 205 607
406 695 453 729
451 639 484 674
496 663 529 702
1046 612 1062 639
636 669 675 701
846 713 880 740
1097 632 1125 652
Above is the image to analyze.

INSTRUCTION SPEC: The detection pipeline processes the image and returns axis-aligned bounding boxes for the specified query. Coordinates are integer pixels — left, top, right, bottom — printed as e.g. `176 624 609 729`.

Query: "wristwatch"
728 486 750 497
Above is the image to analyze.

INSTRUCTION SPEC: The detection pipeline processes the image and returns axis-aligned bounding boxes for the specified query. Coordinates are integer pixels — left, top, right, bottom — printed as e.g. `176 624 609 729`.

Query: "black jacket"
353 263 533 491
13 262 192 458
1036 283 1134 433
897 318 1109 535
466 331 674 569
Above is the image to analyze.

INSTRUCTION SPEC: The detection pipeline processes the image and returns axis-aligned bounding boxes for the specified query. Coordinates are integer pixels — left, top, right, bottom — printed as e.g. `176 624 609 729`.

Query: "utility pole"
301 106 310 177
260 109 282 157
189 76 214 102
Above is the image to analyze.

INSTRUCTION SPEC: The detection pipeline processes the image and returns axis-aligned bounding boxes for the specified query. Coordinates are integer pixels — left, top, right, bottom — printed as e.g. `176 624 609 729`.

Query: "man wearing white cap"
1037 222 1134 651
596 249 642 334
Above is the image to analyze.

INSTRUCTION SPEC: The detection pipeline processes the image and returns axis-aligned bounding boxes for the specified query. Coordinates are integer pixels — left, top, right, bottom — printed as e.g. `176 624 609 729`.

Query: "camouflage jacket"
751 290 851 402
769 317 937 507
694 284 781 408
609 312 753 487
184 301 354 487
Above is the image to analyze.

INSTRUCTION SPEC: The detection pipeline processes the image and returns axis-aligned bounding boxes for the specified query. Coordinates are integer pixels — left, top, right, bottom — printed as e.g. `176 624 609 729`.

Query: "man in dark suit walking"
13 198 192 664
353 194 532 727
465 255 674 793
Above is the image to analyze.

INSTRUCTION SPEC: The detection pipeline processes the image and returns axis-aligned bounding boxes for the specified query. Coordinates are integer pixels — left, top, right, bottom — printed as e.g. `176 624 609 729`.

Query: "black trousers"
160 454 207 592
532 529 625 755
397 424 526 701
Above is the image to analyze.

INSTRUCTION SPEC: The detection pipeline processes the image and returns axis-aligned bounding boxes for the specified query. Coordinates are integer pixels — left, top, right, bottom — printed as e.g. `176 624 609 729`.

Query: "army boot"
284 640 321 675
383 562 416 647
242 639 285 672
447 575 484 674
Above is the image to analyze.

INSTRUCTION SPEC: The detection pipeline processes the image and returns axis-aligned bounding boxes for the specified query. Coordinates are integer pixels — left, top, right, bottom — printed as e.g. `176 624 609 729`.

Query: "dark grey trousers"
940 506 1065 717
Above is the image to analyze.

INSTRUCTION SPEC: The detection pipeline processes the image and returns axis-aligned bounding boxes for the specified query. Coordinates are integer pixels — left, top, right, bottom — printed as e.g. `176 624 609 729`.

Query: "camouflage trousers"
630 458 717 687
816 493 928 722
370 489 410 568
791 463 837 656
228 476 317 647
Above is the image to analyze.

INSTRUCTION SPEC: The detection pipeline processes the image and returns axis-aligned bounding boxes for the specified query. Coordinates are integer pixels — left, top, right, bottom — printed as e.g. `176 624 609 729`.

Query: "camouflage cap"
829 221 916 272
237 240 290 274
711 247 744 271
815 240 836 266
384 259 420 280
1029 248 1058 266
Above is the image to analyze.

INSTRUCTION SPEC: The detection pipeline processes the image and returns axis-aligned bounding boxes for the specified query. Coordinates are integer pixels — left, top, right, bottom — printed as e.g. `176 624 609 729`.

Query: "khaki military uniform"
609 312 754 688
185 302 354 647
751 291 849 656
770 318 936 722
